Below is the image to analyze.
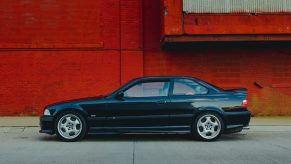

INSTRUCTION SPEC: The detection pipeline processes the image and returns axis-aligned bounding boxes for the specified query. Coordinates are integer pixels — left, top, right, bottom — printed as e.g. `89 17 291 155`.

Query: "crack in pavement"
132 140 135 164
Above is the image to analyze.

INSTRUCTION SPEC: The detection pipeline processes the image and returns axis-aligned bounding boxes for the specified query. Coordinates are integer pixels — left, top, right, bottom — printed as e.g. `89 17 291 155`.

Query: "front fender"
51 104 89 118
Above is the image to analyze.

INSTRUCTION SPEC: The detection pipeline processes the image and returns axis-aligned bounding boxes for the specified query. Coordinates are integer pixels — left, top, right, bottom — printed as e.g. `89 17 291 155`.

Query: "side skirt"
87 126 192 134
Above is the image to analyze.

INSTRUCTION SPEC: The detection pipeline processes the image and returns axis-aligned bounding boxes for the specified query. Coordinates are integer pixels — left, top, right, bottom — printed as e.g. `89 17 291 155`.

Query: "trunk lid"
224 88 247 94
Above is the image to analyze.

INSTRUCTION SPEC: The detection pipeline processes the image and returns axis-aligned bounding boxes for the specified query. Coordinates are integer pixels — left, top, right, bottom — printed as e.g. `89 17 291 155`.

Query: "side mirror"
115 92 124 100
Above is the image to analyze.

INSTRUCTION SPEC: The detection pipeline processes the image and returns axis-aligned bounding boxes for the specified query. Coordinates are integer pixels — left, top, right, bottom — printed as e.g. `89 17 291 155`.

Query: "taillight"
242 100 248 108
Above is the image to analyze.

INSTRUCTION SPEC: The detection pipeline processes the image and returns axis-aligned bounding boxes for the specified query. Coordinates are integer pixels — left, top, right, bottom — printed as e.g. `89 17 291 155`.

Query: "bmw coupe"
40 76 251 141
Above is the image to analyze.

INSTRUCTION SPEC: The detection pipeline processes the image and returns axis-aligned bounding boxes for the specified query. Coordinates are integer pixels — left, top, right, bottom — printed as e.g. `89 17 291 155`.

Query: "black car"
40 76 251 141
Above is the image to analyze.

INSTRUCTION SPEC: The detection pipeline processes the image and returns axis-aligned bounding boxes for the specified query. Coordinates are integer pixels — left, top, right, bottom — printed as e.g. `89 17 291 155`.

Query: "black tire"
193 112 224 141
54 111 87 142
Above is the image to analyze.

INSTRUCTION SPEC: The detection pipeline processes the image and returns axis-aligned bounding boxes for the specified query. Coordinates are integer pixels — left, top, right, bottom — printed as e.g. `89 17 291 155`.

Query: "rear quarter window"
173 79 208 95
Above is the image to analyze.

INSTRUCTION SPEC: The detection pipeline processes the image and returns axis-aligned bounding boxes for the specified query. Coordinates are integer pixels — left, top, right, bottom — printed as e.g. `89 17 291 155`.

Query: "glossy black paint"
40 76 251 135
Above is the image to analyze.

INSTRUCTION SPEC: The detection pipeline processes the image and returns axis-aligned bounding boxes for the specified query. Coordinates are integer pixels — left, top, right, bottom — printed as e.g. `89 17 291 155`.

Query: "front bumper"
224 110 251 133
39 116 54 134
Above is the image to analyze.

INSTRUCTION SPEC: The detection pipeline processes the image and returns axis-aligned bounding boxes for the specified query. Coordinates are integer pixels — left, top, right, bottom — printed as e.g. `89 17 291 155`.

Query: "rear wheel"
193 112 224 141
54 111 86 142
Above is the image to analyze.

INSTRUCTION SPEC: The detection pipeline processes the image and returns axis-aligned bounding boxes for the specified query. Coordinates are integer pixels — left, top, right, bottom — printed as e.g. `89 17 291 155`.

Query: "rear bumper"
224 110 251 133
39 116 54 134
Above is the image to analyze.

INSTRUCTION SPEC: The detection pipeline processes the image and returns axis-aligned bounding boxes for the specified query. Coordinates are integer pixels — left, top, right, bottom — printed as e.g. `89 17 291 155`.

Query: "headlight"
44 109 51 116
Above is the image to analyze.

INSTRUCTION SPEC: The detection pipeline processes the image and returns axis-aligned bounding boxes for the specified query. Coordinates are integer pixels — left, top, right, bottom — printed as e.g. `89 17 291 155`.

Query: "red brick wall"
0 0 290 116
0 0 143 115
0 51 121 115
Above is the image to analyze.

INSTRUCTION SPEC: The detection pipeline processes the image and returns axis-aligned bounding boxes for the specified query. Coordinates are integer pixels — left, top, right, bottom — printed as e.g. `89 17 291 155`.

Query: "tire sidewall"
193 112 224 141
54 111 87 142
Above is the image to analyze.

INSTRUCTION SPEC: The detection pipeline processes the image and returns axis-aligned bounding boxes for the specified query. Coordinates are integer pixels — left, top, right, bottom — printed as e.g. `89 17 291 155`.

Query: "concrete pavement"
1 116 291 164
0 117 39 127
0 126 291 164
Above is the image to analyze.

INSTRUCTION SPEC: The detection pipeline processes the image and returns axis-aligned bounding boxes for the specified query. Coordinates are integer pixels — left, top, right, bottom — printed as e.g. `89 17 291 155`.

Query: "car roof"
135 76 197 81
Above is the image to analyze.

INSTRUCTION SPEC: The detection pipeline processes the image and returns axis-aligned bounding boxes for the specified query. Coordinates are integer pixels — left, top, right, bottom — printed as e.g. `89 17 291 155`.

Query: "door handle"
156 100 167 104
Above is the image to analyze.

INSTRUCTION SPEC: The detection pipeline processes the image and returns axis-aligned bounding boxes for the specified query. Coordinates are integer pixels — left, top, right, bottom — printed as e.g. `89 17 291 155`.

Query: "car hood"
45 95 106 108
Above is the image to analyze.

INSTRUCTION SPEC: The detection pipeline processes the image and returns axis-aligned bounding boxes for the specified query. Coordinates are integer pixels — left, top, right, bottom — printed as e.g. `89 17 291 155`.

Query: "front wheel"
193 112 224 141
54 111 87 142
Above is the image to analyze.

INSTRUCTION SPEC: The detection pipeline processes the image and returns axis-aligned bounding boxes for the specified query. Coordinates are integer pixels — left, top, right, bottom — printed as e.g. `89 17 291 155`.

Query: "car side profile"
40 76 251 141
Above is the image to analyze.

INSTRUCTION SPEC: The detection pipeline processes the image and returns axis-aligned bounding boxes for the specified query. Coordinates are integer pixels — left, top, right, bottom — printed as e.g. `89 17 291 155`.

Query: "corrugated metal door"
183 0 291 13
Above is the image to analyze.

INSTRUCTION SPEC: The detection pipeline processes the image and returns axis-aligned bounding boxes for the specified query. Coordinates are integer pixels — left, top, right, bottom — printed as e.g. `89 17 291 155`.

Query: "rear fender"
196 106 224 115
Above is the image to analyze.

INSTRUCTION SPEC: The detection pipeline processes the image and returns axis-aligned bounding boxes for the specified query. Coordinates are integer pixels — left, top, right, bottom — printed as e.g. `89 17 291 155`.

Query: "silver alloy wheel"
57 114 82 139
197 114 221 140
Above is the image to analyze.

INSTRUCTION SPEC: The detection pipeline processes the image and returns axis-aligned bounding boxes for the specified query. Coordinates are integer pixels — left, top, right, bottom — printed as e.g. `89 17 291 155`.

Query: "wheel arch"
53 108 89 123
193 107 226 129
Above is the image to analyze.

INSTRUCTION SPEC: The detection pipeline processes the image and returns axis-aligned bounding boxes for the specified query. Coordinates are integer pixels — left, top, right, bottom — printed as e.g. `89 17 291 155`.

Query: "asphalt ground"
0 125 291 164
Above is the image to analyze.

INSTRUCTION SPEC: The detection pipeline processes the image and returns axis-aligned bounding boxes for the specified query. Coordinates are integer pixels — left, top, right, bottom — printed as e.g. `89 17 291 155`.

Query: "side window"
124 81 170 98
173 79 208 95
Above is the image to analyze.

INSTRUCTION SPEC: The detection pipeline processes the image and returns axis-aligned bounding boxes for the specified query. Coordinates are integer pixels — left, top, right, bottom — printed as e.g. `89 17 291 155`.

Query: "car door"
106 80 171 131
168 78 209 126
